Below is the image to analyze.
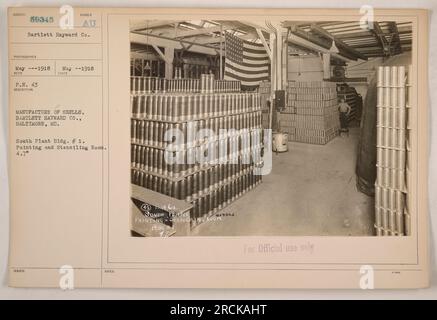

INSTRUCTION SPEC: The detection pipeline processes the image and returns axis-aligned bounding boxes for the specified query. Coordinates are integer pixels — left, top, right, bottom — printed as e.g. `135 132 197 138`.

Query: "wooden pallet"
131 184 192 237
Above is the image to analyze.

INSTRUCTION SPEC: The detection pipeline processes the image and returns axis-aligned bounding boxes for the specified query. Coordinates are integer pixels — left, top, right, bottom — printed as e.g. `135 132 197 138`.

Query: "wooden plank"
256 28 272 60
150 44 171 64
131 184 192 237
131 201 176 237
131 184 192 214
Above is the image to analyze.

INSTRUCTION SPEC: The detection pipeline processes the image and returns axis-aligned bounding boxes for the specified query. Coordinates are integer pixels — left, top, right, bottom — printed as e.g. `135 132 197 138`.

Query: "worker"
338 98 351 135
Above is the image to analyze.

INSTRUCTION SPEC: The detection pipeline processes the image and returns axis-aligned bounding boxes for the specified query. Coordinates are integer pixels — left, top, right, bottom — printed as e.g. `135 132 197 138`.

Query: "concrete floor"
191 127 375 236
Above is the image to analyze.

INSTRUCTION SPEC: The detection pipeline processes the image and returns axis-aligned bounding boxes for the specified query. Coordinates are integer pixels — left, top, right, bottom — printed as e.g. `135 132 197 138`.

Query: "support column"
164 47 174 79
269 34 276 92
269 33 277 131
275 30 283 90
282 36 288 89
219 25 223 80
323 53 331 80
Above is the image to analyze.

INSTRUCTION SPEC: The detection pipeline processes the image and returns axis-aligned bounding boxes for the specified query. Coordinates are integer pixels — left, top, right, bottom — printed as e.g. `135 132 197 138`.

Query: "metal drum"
272 132 288 153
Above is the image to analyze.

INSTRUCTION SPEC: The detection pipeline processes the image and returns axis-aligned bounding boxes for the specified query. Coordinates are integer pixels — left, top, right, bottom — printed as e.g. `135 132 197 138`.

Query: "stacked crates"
280 81 340 145
259 81 271 129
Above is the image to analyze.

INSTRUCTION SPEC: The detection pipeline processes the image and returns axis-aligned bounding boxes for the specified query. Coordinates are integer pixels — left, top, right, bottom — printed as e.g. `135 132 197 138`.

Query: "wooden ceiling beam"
388 22 403 54
287 32 354 62
288 24 357 61
370 21 390 56
240 21 271 34
310 24 368 60
130 31 218 55
172 25 223 38
337 29 411 40
197 33 258 44
131 20 184 32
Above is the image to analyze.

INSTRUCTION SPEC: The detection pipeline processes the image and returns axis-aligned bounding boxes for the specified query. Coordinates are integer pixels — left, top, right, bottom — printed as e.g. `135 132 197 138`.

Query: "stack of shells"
375 65 412 236
130 75 263 228
130 75 241 94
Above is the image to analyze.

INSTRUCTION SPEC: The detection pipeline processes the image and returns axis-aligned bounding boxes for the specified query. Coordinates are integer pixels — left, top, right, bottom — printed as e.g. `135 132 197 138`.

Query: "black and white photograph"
3 3 433 293
129 19 413 238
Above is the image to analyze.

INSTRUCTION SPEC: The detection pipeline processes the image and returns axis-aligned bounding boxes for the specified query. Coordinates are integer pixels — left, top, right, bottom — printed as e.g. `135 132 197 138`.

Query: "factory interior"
129 20 413 237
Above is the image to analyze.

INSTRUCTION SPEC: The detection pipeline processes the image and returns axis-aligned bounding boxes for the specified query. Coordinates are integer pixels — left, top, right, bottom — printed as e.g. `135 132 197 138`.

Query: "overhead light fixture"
329 39 339 53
